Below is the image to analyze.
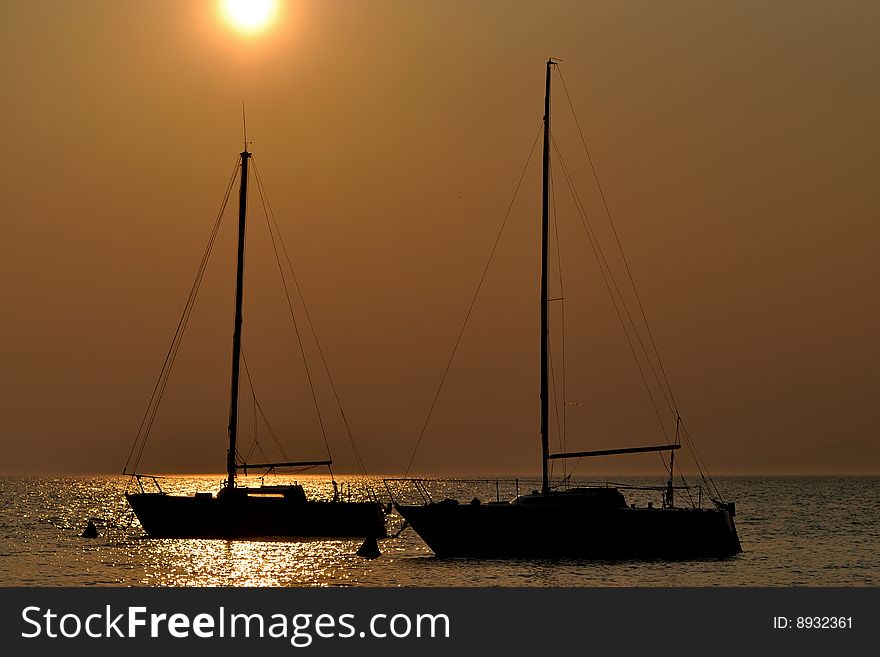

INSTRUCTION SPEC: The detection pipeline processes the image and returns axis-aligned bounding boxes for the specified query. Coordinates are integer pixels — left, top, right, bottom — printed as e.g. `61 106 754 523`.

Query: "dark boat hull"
127 493 387 539
397 501 741 559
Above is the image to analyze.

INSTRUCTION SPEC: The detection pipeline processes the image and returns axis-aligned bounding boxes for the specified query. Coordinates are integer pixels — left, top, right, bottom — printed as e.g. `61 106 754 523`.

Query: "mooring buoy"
357 535 380 559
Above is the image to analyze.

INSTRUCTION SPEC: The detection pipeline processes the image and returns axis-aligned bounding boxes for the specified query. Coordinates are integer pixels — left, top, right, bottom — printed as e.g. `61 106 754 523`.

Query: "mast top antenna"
241 101 252 153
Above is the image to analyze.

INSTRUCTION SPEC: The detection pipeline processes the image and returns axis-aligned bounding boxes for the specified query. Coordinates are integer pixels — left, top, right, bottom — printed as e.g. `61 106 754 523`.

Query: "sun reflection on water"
140 538 370 587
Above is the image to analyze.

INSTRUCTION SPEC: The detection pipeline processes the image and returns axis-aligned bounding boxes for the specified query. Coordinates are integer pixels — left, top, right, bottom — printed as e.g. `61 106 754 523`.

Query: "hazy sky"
1 0 878 476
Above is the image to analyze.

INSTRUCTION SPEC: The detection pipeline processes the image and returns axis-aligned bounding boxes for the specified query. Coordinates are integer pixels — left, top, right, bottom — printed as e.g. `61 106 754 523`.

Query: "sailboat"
124 144 386 540
393 60 741 558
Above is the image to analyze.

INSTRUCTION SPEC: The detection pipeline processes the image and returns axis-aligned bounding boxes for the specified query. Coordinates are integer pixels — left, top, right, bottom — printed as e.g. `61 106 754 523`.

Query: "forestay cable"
404 123 544 476
123 156 240 477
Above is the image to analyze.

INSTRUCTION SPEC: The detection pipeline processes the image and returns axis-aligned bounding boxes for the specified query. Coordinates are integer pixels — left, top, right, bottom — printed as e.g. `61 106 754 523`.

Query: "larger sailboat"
124 144 386 539
394 61 741 558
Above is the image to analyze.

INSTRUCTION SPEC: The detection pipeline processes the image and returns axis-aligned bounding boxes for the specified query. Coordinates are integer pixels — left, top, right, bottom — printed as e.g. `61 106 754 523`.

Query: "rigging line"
256 442 271 464
241 347 290 461
679 421 712 482
240 353 277 466
557 66 680 415
239 351 290 464
254 164 367 475
126 156 239 473
549 154 567 477
125 155 240 474
131 157 240 472
679 471 697 508
550 139 678 456
548 154 568 479
551 138 672 457
403 121 545 477
239 349 260 462
133 288 201 472
551 134 676 423
680 422 722 501
548 337 564 464
677 422 704 474
255 398 286 462
251 160 369 477
238 360 293 469
251 167 334 466
684 426 719 497
553 149 672 478
670 416 717 500
679 416 723 501
243 387 257 462
253 390 262 462
243 417 270 465
132 195 229 475
252 387 258 455
661 408 717 498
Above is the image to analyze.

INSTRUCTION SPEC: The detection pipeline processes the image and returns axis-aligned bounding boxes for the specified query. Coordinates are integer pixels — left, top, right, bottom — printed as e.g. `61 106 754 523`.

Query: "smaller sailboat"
125 143 386 540
394 60 741 559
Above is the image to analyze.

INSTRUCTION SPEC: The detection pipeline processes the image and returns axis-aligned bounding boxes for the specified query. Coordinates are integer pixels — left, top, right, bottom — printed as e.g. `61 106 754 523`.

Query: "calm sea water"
0 474 876 586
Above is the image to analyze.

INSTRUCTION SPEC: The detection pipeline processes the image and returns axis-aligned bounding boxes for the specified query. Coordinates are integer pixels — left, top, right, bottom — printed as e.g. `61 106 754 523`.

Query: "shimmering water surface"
0 475 876 586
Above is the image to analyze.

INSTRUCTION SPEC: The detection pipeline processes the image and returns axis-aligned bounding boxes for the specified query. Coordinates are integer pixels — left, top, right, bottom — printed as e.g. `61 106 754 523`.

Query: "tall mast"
541 59 555 495
227 149 250 488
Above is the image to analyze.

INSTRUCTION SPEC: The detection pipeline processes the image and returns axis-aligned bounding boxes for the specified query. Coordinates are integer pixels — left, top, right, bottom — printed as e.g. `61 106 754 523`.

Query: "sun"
221 0 278 33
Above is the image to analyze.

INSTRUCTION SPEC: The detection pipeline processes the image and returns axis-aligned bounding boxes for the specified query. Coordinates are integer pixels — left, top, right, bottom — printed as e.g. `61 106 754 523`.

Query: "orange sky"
1 0 878 476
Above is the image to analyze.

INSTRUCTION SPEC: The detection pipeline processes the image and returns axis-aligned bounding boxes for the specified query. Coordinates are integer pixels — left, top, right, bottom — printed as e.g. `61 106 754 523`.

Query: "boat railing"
248 477 387 506
383 477 546 505
605 482 704 509
384 477 705 509
131 474 165 494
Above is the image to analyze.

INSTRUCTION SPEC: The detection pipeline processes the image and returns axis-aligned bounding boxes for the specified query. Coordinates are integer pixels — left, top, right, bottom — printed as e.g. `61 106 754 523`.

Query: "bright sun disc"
222 0 277 32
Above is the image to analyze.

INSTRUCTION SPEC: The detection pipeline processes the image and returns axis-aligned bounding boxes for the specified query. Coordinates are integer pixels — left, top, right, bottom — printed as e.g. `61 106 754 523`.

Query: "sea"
0 474 876 587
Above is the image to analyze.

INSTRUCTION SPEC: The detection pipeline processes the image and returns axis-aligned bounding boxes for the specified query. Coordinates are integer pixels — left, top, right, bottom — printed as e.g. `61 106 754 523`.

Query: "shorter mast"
227 149 251 488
